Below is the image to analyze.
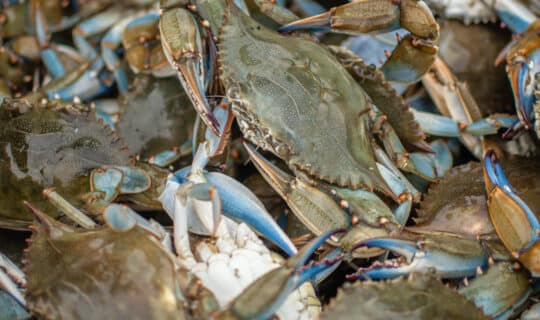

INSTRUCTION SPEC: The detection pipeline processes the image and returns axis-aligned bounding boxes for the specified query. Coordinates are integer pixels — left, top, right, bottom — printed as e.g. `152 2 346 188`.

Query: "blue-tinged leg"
413 109 518 137
349 235 488 280
34 1 66 78
48 62 114 101
102 13 160 93
73 8 124 60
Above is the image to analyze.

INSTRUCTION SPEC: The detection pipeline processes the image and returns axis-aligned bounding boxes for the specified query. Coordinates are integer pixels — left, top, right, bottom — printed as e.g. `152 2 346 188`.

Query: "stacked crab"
3 0 540 319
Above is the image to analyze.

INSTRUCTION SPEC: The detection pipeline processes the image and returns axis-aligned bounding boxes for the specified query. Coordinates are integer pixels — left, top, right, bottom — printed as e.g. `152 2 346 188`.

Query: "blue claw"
171 169 298 257
350 235 489 280
227 230 344 320
483 150 540 253
292 230 345 283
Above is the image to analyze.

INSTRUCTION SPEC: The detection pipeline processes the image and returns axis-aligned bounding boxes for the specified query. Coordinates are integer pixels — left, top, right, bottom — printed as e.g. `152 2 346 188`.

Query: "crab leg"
490 0 536 33
422 57 485 158
0 254 25 307
73 8 124 61
483 150 540 275
279 0 439 83
159 6 221 135
244 142 352 237
244 142 404 257
373 116 452 181
33 0 65 78
223 230 343 320
104 204 173 248
350 235 489 280
101 16 139 94
413 110 518 137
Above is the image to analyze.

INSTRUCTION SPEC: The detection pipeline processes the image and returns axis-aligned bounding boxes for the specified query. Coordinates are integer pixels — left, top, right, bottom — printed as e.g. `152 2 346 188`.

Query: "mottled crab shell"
0 100 131 229
322 276 489 320
24 210 186 320
328 45 429 152
117 76 196 158
219 5 390 194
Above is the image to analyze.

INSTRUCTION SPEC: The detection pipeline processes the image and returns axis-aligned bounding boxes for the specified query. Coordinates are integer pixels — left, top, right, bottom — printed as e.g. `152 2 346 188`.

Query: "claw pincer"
483 150 540 275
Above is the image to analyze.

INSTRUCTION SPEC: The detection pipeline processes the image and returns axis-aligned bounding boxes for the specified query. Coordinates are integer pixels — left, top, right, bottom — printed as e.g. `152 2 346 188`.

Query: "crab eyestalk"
220 230 344 320
159 6 221 136
483 150 540 275
278 0 439 83
349 233 489 280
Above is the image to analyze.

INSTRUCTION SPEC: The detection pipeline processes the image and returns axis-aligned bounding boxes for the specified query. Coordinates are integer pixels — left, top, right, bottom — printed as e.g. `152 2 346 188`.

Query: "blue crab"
0 98 165 229
0 181 340 319
322 275 489 319
349 232 490 280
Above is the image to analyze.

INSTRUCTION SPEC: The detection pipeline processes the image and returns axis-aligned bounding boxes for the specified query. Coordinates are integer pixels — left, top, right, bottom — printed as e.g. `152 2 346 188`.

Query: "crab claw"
159 7 221 136
279 0 438 82
223 229 344 320
506 58 536 129
349 235 488 280
164 167 298 257
483 150 540 275
244 142 351 240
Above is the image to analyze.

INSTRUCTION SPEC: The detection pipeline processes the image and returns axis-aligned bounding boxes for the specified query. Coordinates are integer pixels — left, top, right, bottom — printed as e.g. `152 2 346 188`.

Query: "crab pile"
4 0 540 319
